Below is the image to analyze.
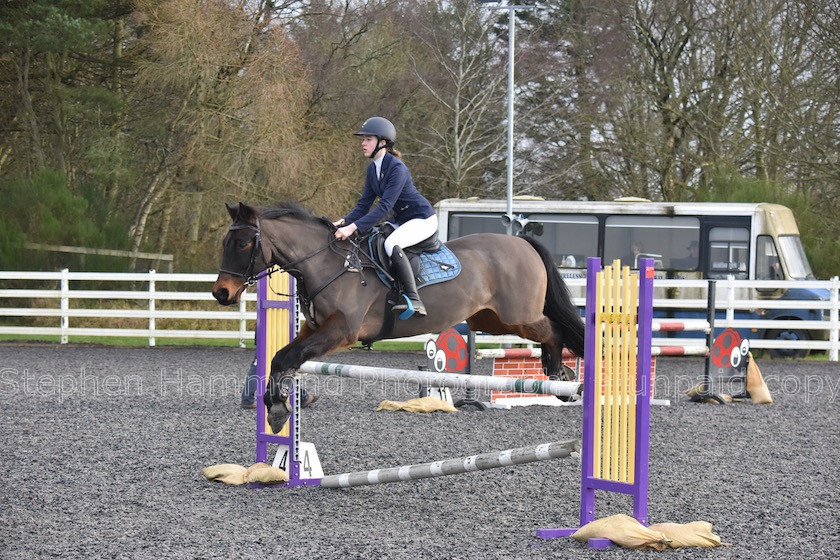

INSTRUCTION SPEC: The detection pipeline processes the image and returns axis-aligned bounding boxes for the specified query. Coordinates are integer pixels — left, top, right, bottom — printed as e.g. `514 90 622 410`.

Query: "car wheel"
765 328 810 359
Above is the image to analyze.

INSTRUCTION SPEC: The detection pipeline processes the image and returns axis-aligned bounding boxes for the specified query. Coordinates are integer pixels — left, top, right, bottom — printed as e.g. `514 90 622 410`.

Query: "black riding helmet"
354 116 396 159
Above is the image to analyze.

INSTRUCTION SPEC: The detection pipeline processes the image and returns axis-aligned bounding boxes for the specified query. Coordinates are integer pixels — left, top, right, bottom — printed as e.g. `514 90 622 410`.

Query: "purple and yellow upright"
537 257 654 548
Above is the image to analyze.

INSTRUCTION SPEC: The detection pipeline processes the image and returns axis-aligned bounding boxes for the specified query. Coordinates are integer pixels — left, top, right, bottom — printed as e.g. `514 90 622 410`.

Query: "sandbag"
246 465 289 484
245 462 271 478
375 396 458 413
746 352 773 404
647 521 724 548
201 463 248 485
684 383 732 403
571 514 670 550
202 462 291 485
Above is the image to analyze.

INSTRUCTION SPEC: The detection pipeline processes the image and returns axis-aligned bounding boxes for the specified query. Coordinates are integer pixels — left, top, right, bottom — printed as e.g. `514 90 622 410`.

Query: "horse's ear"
236 202 257 224
225 203 238 220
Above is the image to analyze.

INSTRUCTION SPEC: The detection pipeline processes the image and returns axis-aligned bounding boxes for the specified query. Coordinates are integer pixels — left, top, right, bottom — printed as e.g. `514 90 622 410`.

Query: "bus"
435 197 828 357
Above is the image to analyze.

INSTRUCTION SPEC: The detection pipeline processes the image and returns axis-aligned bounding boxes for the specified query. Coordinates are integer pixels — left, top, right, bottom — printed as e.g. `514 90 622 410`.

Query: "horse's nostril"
213 288 229 303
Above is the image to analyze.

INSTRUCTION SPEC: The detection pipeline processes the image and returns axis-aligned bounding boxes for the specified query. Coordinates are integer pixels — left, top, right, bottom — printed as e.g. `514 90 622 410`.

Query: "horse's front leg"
264 314 355 433
259 321 313 431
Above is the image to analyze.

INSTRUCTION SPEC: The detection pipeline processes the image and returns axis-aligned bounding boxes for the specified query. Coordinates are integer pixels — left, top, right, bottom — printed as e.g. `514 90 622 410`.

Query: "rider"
333 117 437 317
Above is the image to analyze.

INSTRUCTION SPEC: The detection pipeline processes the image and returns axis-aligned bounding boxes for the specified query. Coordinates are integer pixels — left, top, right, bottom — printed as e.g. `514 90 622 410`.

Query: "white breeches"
384 215 439 257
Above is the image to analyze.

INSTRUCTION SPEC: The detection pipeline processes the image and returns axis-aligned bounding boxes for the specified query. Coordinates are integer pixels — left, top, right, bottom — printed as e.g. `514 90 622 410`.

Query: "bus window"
605 215 699 269
671 240 700 271
756 235 783 280
777 235 815 279
448 213 507 238
708 227 749 279
526 214 598 267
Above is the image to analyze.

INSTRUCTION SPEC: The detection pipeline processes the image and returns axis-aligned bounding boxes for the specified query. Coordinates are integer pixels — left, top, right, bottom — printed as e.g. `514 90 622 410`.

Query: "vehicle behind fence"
436 198 839 359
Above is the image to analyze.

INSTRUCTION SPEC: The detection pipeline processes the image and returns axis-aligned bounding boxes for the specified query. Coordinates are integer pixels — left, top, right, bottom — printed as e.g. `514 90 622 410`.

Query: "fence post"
239 296 248 348
725 275 735 326
60 268 69 344
703 280 716 392
831 276 839 362
148 269 156 347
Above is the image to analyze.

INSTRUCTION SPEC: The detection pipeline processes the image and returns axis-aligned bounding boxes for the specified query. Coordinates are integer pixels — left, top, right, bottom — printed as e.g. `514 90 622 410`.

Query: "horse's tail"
520 236 585 357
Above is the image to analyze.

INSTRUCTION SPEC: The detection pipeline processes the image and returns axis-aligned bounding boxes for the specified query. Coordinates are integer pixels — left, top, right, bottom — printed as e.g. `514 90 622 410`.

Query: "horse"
212 202 585 432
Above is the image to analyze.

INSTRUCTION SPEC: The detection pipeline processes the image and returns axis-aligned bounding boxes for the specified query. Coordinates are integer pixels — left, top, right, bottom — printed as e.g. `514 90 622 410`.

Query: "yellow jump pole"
593 268 604 478
601 264 613 478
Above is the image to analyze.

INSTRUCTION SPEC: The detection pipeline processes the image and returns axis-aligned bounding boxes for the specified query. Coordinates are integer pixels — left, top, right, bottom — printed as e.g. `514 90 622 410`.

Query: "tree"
0 170 124 270
403 0 507 200
126 0 319 265
0 0 136 266
513 0 625 200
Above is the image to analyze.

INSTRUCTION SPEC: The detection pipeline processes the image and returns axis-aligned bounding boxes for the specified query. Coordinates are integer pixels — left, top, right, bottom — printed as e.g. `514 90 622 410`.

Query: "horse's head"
212 202 269 305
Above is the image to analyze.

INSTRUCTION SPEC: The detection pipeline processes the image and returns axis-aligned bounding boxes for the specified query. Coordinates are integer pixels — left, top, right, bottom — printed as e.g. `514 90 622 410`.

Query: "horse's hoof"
549 365 576 382
266 405 291 433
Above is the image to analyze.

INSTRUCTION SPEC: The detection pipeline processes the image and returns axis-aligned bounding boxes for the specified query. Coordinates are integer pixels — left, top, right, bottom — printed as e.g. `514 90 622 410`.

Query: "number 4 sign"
272 442 324 480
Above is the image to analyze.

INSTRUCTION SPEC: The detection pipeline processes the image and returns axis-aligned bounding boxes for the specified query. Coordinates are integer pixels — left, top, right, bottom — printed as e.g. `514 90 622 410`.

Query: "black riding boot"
390 246 427 316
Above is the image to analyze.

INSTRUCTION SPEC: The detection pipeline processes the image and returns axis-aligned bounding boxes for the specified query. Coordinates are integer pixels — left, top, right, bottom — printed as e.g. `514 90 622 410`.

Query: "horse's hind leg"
469 311 569 379
510 319 571 380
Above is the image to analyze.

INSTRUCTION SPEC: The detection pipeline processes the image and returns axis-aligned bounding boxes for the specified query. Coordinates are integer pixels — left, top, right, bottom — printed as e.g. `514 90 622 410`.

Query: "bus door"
702 219 753 340
662 216 751 340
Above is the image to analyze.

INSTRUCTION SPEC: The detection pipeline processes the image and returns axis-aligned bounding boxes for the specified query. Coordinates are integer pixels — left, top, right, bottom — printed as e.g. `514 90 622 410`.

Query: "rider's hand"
335 223 357 240
332 219 345 227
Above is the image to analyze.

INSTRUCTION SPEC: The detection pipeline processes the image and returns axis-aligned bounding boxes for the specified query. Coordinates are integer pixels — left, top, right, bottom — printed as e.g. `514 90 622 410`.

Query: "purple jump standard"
536 257 654 548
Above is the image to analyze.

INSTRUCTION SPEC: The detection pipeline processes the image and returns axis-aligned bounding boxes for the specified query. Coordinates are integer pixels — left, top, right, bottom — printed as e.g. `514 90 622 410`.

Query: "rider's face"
361 135 383 158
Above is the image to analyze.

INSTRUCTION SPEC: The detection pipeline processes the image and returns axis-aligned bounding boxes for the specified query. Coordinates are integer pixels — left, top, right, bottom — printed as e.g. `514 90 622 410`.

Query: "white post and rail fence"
0 270 837 361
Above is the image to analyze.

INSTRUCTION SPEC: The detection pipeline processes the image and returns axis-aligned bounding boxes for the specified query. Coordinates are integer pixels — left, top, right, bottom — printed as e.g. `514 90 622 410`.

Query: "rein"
219 216 386 328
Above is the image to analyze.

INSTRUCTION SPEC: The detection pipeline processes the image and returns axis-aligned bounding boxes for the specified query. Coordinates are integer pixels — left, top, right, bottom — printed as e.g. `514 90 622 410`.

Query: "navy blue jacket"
342 152 435 233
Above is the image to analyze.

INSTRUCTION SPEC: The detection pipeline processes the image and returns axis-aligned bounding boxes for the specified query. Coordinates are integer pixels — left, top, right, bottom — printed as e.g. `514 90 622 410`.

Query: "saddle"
365 223 460 291
355 224 461 346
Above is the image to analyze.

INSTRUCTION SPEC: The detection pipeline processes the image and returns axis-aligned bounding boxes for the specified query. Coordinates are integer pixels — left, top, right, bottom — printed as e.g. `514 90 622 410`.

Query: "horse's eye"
237 239 249 249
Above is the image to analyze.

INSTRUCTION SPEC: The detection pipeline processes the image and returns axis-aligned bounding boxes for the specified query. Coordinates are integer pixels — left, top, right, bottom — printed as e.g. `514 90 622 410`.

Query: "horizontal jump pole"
477 341 708 360
320 440 580 488
652 345 709 356
475 348 546 360
298 361 582 398
652 319 710 332
469 320 710 347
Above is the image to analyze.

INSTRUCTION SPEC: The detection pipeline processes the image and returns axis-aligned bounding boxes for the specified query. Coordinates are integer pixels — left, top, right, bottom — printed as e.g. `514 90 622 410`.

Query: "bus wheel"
766 328 810 359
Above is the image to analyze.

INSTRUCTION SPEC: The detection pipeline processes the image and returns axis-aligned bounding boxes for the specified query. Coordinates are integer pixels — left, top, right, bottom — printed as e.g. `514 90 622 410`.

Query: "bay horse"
212 202 584 432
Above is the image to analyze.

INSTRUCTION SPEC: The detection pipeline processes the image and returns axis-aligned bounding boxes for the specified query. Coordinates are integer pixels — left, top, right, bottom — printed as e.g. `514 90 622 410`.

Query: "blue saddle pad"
373 244 461 289
415 244 461 288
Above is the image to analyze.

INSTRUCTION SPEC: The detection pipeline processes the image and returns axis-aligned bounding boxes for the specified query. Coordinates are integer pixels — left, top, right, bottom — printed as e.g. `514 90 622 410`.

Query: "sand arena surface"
1 344 838 559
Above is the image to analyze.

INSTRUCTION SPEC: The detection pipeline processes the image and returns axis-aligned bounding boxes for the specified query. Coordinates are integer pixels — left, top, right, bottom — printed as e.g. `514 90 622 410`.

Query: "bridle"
218 218 367 326
219 217 342 283
218 220 270 287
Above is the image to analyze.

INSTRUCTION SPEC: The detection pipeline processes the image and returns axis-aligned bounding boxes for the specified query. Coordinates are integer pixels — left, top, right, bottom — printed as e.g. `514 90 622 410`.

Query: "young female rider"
333 117 437 317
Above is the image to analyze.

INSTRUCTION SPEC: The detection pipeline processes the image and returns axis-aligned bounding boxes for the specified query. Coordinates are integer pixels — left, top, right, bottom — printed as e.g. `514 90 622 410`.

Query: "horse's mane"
260 202 333 230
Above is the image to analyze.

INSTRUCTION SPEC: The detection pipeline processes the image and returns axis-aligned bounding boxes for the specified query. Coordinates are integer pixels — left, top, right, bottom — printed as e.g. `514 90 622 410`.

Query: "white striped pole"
475 340 710 360
321 440 580 488
652 345 709 356
652 319 711 332
298 361 582 398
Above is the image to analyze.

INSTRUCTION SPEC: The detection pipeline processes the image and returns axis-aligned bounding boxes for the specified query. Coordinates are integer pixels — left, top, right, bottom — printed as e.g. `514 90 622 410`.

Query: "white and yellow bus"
436 197 827 356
